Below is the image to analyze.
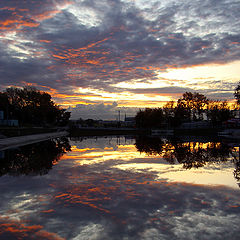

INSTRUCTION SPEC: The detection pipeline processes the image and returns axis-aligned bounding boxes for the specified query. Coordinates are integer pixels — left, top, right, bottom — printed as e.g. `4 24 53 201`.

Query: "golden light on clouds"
1 0 240 117
159 61 240 88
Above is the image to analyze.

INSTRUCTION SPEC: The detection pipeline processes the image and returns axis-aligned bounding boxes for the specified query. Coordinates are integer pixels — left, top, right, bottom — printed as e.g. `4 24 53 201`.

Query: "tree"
0 86 71 126
234 82 240 104
177 92 208 121
135 136 164 155
0 137 71 176
207 100 233 125
174 100 191 124
163 101 175 126
135 108 164 128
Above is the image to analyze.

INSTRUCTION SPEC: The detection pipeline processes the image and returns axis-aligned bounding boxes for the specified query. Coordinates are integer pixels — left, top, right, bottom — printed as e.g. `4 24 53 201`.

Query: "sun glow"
61 144 144 165
48 60 240 108
158 61 240 87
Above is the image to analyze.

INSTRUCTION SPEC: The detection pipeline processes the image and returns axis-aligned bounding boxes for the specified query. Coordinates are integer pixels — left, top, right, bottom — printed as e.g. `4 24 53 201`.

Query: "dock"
0 131 69 151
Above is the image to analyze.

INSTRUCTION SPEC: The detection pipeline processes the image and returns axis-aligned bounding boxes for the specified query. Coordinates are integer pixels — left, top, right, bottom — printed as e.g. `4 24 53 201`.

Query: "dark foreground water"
0 136 240 240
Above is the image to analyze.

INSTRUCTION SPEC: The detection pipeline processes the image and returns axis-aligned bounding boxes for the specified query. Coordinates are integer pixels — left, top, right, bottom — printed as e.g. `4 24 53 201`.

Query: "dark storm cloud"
0 0 239 97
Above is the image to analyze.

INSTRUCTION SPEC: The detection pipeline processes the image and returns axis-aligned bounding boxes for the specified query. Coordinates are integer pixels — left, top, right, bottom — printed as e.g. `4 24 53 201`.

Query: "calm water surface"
0 136 240 239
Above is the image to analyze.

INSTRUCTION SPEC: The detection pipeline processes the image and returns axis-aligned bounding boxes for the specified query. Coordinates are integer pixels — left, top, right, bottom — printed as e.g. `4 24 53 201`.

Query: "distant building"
0 151 4 159
0 110 19 127
0 119 19 127
180 121 210 129
123 116 136 127
99 120 119 128
0 111 3 120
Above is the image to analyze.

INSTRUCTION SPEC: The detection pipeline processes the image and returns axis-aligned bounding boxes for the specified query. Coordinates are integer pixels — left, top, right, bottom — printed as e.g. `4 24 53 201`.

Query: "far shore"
1 125 239 151
69 126 221 137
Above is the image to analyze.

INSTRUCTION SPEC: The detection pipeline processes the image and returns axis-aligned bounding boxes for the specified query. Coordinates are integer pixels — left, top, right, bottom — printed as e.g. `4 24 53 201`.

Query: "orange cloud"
0 7 16 11
0 5 63 34
32 10 61 21
0 18 39 29
78 37 111 51
71 147 99 152
52 54 67 59
41 209 55 213
0 217 64 240
0 12 40 32
40 39 52 43
51 37 112 67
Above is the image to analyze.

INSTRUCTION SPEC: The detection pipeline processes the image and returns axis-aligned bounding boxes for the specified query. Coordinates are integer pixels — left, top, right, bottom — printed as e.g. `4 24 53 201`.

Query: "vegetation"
177 92 208 121
0 137 71 176
234 82 240 104
0 86 70 126
135 136 240 185
135 91 235 129
135 108 164 128
207 100 234 124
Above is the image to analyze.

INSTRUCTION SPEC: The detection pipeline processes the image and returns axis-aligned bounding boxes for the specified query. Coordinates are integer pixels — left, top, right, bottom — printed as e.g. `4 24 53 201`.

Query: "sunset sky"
0 0 240 119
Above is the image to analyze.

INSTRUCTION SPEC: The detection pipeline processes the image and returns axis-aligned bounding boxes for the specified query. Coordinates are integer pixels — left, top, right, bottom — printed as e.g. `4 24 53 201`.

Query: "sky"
0 0 240 119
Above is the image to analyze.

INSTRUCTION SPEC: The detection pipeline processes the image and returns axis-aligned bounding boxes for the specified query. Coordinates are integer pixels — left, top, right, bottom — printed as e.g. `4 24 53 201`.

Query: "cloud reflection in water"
0 136 240 239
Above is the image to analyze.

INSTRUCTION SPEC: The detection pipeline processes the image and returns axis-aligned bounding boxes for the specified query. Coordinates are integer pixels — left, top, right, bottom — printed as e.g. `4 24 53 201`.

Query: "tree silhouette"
234 82 240 104
135 136 164 155
177 92 209 121
207 100 233 125
0 86 70 126
135 137 240 185
135 108 164 128
0 137 71 176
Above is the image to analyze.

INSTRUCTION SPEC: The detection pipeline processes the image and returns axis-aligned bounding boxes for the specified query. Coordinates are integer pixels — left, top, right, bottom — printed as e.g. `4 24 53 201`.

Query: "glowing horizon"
0 0 239 119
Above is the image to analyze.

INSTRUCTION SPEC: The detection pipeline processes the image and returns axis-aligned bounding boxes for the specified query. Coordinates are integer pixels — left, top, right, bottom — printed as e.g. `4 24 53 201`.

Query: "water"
0 136 240 239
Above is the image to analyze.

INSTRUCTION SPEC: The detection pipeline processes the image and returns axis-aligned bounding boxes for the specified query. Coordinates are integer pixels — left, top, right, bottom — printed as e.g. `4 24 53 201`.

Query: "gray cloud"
128 86 194 94
68 102 138 120
0 0 239 99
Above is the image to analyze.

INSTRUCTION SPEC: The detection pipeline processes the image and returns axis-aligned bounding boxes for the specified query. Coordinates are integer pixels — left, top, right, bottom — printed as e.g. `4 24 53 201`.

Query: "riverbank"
69 127 148 136
0 131 68 150
69 126 222 137
0 126 60 138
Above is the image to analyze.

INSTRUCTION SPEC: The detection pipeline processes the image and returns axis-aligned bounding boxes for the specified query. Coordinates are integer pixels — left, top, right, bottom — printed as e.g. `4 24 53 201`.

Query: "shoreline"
1 126 238 151
0 131 69 151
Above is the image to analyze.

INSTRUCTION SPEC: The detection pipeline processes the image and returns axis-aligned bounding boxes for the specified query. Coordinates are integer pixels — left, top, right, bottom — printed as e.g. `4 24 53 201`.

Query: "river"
0 135 240 239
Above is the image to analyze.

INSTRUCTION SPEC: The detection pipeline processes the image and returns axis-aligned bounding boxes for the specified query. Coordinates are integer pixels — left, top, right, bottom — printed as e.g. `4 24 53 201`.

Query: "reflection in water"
234 160 240 182
0 136 240 240
135 136 240 186
0 137 71 176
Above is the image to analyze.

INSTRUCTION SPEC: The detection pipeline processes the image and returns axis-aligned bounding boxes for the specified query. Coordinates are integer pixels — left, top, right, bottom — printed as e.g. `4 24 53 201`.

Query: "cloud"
0 217 65 240
128 86 194 94
0 0 239 103
68 102 139 120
